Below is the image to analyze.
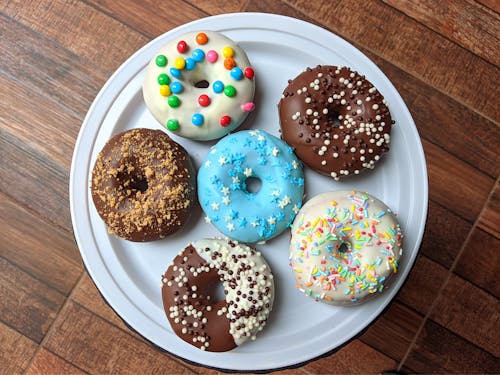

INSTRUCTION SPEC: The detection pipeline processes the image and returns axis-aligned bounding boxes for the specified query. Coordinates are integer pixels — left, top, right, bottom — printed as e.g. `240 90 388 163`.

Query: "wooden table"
1 1 499 374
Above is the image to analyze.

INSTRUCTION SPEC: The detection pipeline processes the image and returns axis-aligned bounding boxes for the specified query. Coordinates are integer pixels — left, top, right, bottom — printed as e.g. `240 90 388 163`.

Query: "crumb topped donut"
289 190 403 305
143 31 256 140
161 239 274 351
279 65 394 180
198 129 304 243
91 128 196 241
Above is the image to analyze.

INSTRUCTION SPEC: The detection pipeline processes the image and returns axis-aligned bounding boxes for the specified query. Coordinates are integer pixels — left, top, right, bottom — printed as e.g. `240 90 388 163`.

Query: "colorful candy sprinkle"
170 81 183 94
222 46 234 58
192 48 205 62
244 67 255 79
166 119 179 131
230 67 243 80
219 115 231 127
155 55 167 67
157 73 170 85
192 113 204 126
174 57 185 70
159 85 171 97
224 85 236 97
177 40 188 53
224 57 236 70
206 50 218 63
185 58 196 70
241 102 255 112
212 80 224 94
198 94 211 107
196 32 208 45
170 67 181 79
168 95 180 108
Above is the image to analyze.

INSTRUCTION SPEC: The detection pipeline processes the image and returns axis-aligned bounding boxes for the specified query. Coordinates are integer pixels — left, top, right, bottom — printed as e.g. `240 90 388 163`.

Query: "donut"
161 239 274 352
91 128 196 241
278 65 394 180
197 129 304 243
289 190 403 305
143 31 256 141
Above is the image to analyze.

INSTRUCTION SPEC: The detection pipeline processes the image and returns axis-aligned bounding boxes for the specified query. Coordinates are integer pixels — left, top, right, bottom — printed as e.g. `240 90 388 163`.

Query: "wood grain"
2 0 148 73
360 302 423 362
419 201 471 268
478 181 500 238
0 322 38 375
0 13 107 118
0 129 71 231
403 318 500 373
0 256 65 342
396 256 449 315
423 138 494 222
26 348 86 375
0 192 81 294
44 301 195 374
429 273 500 356
302 339 397 374
283 0 500 123
475 0 500 14
183 0 245 15
382 0 500 66
71 273 143 339
86 0 207 39
455 227 500 297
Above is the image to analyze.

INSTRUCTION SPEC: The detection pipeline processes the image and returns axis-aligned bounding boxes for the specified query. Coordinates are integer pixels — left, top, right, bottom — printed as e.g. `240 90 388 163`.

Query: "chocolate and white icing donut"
279 65 393 180
289 190 403 305
161 239 274 351
143 31 255 140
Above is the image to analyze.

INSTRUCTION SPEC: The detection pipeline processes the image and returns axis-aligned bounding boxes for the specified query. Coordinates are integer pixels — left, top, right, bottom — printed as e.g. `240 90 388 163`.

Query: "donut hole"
207 281 226 303
338 242 350 253
327 109 342 127
194 80 210 89
245 176 262 194
129 177 148 193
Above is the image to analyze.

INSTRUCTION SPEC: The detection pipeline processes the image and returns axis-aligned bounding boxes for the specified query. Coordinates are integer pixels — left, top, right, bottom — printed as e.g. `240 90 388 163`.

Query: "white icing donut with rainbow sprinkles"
289 190 403 305
143 31 255 141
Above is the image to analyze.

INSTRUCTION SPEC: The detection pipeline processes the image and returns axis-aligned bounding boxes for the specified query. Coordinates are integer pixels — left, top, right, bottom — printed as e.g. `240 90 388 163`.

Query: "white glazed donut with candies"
143 31 256 141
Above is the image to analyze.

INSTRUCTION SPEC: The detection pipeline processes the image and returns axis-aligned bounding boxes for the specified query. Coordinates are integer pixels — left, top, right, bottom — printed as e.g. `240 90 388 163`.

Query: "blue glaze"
198 130 304 243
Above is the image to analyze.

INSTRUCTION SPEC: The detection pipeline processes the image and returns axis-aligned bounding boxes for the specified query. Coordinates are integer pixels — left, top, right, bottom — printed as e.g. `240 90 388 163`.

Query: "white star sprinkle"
204 216 211 223
211 202 220 210
249 130 258 136
257 135 265 141
292 160 298 169
232 176 240 183
210 148 217 154
243 168 253 177
271 190 281 197
267 217 276 225
278 195 291 208
293 204 300 214
226 223 235 231
218 156 227 165
251 221 259 227
272 147 279 156
222 196 230 205
204 160 211 167
221 186 230 195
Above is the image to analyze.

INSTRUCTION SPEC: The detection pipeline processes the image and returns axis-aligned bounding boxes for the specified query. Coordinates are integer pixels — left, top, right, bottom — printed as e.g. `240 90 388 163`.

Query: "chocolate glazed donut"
278 65 394 180
161 239 274 352
91 128 196 241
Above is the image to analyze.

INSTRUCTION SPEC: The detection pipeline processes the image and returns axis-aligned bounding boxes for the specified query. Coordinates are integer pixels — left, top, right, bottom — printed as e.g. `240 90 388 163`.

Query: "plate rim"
70 12 429 372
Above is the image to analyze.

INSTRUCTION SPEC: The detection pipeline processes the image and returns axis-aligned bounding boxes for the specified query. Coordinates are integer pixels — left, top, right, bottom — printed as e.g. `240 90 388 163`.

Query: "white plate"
70 13 428 372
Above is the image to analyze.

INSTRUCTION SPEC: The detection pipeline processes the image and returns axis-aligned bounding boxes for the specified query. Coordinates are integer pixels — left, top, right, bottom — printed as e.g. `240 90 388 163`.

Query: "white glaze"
143 31 255 140
289 191 403 305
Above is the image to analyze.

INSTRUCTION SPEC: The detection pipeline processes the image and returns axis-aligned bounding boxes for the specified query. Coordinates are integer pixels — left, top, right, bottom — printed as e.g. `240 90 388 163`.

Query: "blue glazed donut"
198 130 305 243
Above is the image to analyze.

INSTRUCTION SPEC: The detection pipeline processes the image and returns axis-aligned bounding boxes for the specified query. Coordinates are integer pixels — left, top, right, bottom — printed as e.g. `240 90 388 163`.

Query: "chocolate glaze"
278 65 393 180
91 128 196 241
162 245 236 352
